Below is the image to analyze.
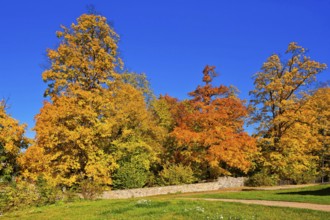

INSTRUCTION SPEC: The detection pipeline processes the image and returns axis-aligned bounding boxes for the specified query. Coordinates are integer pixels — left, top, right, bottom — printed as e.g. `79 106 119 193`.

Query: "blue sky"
0 0 329 137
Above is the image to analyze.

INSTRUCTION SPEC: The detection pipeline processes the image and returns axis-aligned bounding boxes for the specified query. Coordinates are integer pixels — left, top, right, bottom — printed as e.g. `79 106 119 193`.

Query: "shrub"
0 181 39 213
245 170 279 186
287 168 318 184
159 163 196 186
63 188 80 202
0 177 63 213
35 176 62 205
112 153 151 189
79 179 104 200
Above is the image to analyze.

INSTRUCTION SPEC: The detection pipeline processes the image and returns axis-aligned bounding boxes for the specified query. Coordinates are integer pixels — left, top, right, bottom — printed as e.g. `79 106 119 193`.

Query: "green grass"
190 184 330 205
2 197 329 220
2 184 330 220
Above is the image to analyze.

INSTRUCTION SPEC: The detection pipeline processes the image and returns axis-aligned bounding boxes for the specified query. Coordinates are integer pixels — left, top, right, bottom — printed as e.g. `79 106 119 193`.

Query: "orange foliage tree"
165 66 256 178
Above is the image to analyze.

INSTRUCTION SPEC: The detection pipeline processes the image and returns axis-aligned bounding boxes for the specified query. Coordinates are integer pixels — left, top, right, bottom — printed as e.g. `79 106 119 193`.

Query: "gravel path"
195 198 330 212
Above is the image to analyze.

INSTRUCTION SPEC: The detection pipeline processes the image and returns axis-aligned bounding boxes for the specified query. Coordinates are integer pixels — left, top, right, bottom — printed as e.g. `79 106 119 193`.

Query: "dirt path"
243 184 318 191
191 198 330 212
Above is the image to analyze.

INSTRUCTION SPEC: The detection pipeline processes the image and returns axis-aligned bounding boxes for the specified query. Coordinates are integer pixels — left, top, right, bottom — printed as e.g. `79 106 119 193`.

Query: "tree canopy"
249 42 328 183
165 66 257 178
42 14 123 98
1 13 328 189
0 101 29 181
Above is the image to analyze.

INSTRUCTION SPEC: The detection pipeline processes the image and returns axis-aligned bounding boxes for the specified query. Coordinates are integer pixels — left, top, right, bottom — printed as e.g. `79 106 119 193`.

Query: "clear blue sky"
0 0 329 138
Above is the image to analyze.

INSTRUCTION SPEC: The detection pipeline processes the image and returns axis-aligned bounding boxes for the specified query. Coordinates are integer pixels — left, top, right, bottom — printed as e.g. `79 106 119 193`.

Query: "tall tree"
21 82 162 187
249 42 327 180
42 14 122 97
306 87 330 182
0 101 29 181
20 14 162 188
168 66 256 178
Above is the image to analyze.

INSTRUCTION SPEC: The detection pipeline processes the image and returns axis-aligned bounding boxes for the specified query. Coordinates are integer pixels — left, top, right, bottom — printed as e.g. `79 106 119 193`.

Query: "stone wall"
101 177 244 199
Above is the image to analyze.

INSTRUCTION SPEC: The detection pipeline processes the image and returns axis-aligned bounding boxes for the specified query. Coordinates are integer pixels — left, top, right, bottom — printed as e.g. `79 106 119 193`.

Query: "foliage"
20 88 117 186
2 12 328 199
79 179 104 200
287 168 318 184
35 175 63 205
42 14 122 98
249 42 327 181
306 87 330 182
20 83 161 187
112 153 151 189
0 178 63 213
122 72 155 104
0 181 38 213
250 42 327 138
150 96 175 132
0 101 29 182
158 163 196 186
245 170 279 186
20 14 162 188
167 66 256 178
62 188 80 203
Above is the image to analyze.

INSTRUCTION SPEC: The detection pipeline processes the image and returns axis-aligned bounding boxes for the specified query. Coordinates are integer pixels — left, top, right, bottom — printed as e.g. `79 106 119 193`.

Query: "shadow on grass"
242 188 262 191
277 187 330 196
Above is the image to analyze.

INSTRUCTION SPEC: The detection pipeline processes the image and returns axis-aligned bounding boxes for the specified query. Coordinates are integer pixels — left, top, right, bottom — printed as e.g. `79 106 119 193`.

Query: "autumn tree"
20 14 162 188
249 42 327 182
269 87 330 183
165 66 256 179
0 101 29 182
305 87 330 182
21 88 115 186
42 13 122 98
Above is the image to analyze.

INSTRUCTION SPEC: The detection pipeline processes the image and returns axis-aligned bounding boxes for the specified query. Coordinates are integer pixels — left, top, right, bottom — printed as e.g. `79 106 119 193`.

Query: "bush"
0 178 63 213
112 153 151 189
245 171 279 186
0 181 38 213
63 188 80 202
79 179 104 200
159 163 196 186
287 169 318 184
35 176 62 205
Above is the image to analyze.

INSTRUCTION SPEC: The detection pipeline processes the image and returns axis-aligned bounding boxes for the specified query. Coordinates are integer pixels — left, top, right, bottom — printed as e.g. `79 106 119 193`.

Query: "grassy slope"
190 184 330 205
2 184 330 220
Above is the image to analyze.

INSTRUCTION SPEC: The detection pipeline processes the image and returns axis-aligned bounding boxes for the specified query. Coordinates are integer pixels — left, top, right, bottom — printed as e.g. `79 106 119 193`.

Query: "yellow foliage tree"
250 42 327 182
0 101 29 181
275 87 330 183
42 13 122 98
305 87 330 182
20 83 162 187
22 88 117 186
20 14 162 188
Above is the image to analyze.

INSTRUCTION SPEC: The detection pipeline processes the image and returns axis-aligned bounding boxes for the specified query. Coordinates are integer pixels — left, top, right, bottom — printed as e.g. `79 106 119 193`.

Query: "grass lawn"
189 184 330 205
2 184 330 220
2 197 329 220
